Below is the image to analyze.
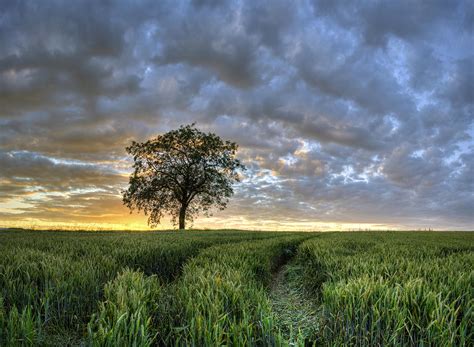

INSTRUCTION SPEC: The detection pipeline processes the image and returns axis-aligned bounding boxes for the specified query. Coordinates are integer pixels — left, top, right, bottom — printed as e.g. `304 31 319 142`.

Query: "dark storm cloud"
0 0 472 229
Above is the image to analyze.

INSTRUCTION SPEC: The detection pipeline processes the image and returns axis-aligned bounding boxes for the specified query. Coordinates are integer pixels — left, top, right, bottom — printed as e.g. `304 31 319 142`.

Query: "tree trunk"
179 205 186 230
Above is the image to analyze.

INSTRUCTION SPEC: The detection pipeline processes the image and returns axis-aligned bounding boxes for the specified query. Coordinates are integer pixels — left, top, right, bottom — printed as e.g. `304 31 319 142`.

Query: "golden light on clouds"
0 215 398 232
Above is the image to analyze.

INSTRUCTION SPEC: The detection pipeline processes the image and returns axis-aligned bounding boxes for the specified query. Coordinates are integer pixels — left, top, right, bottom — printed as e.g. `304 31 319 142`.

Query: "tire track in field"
269 236 322 345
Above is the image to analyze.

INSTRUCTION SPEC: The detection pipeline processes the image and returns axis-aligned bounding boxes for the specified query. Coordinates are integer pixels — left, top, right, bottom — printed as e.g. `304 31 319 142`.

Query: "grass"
295 232 474 346
157 235 308 345
0 229 287 345
0 229 472 346
87 269 160 346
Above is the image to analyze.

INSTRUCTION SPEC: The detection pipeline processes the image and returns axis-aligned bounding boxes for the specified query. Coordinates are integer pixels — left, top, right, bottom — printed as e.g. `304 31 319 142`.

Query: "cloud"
311 0 468 47
0 0 472 230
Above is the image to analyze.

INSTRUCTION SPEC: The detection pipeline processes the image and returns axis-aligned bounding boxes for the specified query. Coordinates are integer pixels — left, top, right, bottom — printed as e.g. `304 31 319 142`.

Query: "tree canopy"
123 124 246 229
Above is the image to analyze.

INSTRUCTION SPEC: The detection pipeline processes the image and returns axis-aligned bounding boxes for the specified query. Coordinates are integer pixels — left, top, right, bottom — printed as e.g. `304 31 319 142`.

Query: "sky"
0 0 473 231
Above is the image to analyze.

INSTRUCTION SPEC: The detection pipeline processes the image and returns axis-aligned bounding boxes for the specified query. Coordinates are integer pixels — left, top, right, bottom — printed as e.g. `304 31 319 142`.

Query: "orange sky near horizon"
0 197 441 232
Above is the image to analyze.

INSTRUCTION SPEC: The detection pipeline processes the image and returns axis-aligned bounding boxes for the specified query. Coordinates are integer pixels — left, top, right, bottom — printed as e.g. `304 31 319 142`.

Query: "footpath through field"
145 233 312 346
269 255 321 345
86 232 314 345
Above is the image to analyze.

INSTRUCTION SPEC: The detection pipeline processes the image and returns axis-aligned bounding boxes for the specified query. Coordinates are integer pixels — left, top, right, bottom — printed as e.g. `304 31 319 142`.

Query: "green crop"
0 230 471 346
296 232 474 346
159 235 307 345
0 230 285 345
87 269 161 346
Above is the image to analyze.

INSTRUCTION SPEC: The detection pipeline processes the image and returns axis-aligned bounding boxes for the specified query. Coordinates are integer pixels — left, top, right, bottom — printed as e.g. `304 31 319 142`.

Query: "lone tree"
123 124 245 230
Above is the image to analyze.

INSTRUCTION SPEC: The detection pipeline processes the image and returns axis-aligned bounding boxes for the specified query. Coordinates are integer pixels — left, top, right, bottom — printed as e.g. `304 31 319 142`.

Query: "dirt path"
269 263 321 345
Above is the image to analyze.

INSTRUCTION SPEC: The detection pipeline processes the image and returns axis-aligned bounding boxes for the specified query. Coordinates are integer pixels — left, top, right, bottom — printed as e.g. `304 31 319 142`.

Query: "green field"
0 230 472 346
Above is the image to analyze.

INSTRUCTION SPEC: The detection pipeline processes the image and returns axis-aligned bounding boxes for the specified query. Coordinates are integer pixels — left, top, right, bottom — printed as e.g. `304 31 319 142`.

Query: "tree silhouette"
123 124 245 230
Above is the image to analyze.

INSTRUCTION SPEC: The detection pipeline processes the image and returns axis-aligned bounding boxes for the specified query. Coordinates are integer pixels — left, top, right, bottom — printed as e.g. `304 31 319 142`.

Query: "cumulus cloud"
0 0 472 230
